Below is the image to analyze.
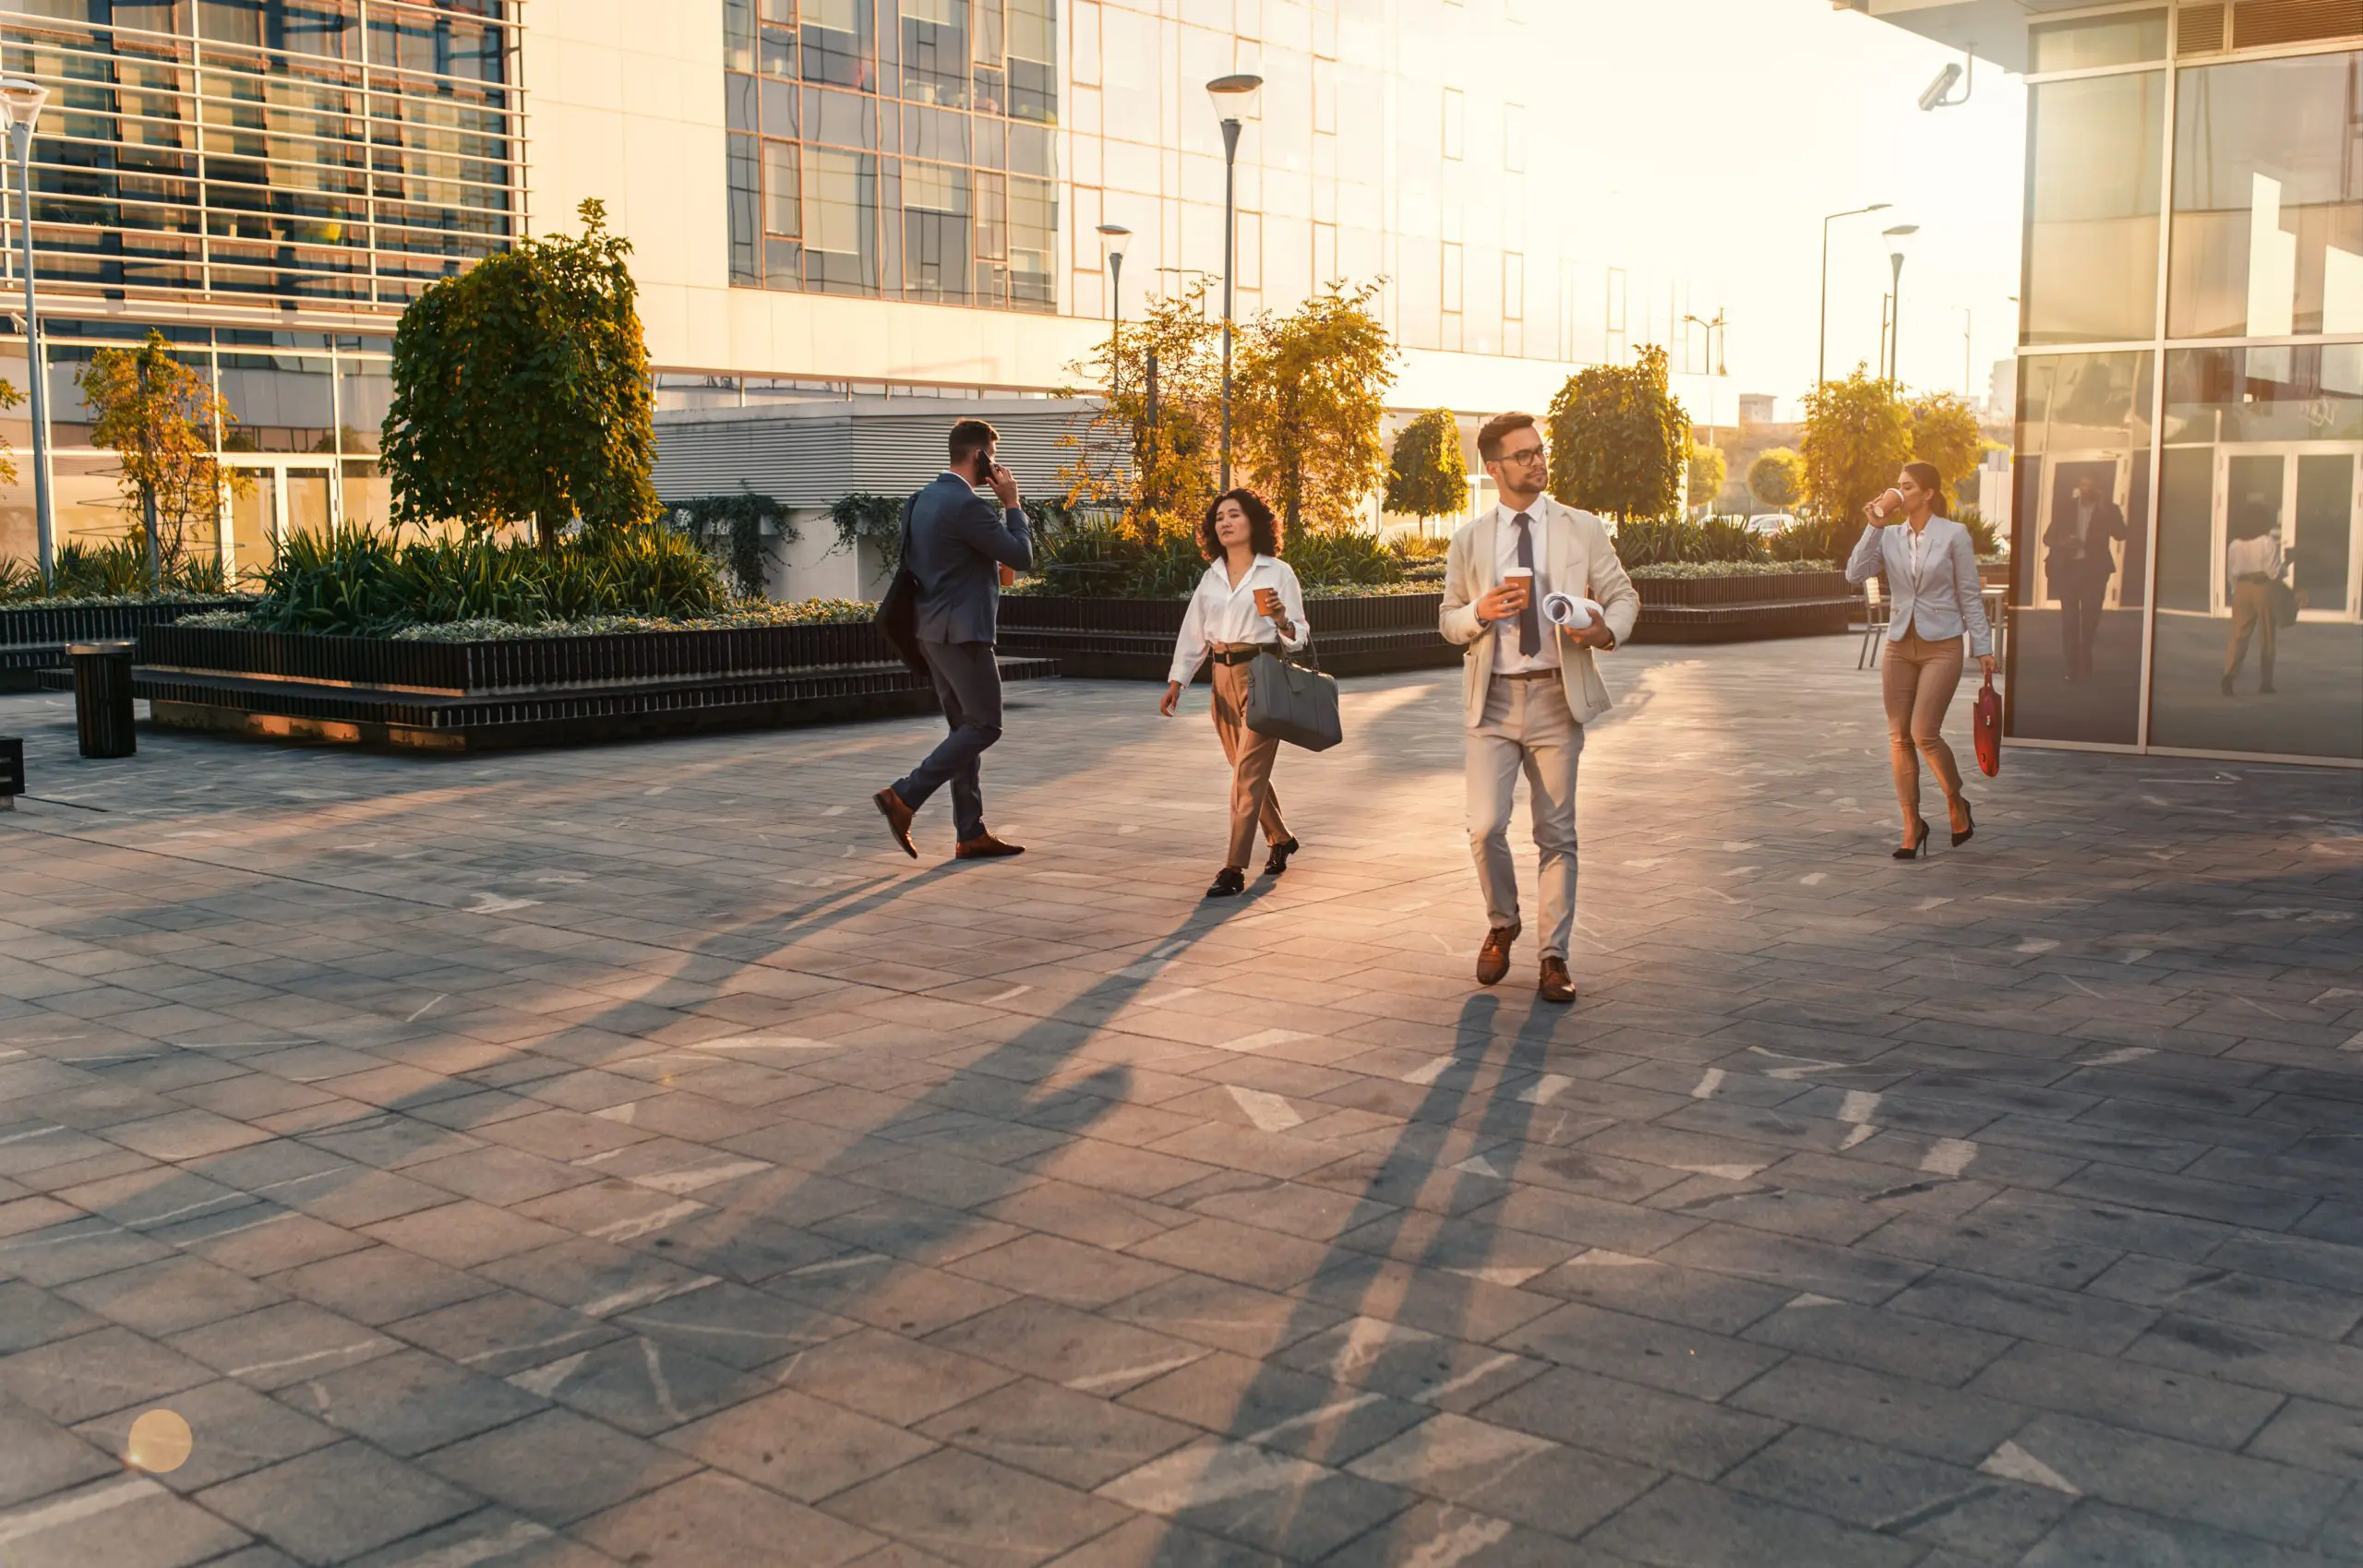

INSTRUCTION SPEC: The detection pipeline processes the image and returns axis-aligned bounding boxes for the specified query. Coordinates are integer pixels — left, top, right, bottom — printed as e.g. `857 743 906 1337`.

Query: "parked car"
1746 513 1797 535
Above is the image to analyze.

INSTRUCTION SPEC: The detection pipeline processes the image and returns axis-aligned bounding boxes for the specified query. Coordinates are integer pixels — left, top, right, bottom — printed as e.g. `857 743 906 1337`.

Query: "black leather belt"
1211 644 1265 666
1495 668 1558 682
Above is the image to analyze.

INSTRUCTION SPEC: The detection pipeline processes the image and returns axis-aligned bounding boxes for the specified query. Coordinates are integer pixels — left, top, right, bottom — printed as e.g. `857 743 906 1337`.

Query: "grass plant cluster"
1023 512 1422 599
0 539 234 605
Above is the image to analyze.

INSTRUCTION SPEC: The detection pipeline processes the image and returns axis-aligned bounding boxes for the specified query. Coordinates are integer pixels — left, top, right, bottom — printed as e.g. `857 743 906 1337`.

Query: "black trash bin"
68 640 137 759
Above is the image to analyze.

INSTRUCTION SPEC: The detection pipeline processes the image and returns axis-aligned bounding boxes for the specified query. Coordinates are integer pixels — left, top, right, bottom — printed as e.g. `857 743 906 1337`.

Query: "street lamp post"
1206 73 1261 491
0 80 52 581
1683 310 1729 446
1096 222 1131 389
1817 202 1889 390
1883 224 1919 384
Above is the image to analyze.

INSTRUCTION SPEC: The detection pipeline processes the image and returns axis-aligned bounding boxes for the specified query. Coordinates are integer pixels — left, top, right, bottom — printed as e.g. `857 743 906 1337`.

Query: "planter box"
1626 570 1857 645
128 622 1053 752
996 592 1456 680
0 598 243 688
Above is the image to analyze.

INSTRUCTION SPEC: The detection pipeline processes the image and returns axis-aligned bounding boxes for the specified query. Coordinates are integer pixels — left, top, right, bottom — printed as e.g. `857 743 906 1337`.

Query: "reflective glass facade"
0 0 521 306
2010 11 2363 764
724 0 1059 310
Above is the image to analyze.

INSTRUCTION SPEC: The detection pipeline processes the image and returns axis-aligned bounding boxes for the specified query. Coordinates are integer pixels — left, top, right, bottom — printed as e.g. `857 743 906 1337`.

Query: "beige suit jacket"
1438 497 1641 729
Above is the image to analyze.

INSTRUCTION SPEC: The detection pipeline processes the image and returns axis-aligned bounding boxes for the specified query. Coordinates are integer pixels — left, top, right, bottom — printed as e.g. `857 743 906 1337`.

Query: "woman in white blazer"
1161 488 1310 899
1847 461 1996 859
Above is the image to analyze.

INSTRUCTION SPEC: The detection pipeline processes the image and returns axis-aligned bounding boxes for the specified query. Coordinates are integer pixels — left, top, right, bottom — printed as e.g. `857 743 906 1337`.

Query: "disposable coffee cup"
1253 586 1280 614
1871 488 1904 521
1503 568 1533 609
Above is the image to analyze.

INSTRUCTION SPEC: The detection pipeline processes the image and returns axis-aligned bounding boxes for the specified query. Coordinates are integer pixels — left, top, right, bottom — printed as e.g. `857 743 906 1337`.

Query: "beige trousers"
1468 675 1583 961
1210 656 1289 868
1881 629 1966 826
2225 577 2277 683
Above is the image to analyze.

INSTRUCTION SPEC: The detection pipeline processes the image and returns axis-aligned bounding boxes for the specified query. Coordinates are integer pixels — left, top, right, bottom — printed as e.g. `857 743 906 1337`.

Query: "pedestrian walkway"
1 638 2358 1567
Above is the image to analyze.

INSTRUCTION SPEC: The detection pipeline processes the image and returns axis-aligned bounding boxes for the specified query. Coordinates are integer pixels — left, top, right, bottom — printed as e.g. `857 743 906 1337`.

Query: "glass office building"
0 0 519 570
1877 1 2362 765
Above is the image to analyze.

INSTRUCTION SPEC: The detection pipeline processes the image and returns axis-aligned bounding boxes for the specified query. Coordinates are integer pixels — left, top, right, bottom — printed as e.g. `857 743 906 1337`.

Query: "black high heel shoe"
1893 819 1929 860
1950 798 1975 848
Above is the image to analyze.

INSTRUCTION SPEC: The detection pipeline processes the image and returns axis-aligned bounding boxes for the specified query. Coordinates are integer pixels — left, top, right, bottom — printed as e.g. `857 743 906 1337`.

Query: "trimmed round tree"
383 199 658 546
1546 345 1689 523
1385 408 1468 530
1747 447 1803 510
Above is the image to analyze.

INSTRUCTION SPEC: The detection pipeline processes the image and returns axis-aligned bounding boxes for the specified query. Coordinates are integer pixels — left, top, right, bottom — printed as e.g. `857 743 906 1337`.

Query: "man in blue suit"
874 419 1034 860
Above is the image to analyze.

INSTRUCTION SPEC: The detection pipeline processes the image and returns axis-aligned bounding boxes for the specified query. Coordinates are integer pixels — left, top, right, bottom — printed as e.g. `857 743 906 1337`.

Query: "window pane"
2168 52 2363 340
802 0 875 90
764 138 799 235
2008 350 2153 747
802 145 878 293
728 132 760 283
2151 345 2363 760
1007 0 1052 122
1008 171 1052 308
901 0 967 106
903 160 970 302
2029 10 2165 74
2023 72 2164 346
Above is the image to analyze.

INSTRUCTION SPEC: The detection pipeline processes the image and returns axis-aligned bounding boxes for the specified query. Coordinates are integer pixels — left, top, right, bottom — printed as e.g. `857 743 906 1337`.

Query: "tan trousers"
1468 675 1583 962
1210 656 1289 868
1881 629 1966 828
2225 577 2277 683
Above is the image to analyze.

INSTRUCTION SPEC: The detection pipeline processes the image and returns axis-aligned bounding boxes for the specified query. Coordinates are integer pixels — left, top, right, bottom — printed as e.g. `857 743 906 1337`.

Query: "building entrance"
223 461 334 582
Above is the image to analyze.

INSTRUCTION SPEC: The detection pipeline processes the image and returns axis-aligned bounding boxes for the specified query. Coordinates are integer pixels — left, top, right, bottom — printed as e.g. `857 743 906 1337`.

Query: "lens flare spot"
125 1408 193 1474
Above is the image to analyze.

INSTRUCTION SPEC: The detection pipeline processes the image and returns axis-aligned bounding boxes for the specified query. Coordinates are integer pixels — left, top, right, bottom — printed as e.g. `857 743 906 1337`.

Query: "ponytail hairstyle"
1902 461 1949 518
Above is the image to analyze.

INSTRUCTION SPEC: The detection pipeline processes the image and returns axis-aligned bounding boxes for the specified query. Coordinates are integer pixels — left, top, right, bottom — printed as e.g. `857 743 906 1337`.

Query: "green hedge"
1 538 234 604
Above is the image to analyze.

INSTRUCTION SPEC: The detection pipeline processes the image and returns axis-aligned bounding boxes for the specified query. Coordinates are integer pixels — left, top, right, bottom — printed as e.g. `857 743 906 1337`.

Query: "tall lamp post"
1096 222 1131 389
1206 72 1261 490
1683 310 1729 447
1817 201 1889 390
1883 224 1919 384
0 79 51 580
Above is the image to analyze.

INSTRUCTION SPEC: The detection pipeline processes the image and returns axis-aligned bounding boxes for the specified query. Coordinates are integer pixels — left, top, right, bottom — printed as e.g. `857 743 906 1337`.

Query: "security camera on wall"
1918 58 1969 112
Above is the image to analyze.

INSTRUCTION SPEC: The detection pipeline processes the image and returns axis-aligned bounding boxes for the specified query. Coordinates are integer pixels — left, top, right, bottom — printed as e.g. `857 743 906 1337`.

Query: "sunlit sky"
1537 0 2027 416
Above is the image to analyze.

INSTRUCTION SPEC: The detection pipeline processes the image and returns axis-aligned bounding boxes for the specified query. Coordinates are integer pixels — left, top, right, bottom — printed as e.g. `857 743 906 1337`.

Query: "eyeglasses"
1496 446 1547 467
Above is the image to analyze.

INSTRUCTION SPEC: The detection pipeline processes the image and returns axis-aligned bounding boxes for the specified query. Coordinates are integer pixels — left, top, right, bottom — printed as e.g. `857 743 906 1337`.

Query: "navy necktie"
1513 512 1541 656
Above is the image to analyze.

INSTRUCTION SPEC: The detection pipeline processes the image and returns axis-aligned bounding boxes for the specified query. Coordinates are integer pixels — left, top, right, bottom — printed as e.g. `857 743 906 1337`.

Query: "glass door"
223 462 338 583
2212 445 2363 622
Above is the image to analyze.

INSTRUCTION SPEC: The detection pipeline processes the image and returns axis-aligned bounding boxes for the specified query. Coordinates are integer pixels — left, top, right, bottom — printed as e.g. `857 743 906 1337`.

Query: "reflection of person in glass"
2043 473 2125 683
1849 463 1997 859
2221 503 2284 698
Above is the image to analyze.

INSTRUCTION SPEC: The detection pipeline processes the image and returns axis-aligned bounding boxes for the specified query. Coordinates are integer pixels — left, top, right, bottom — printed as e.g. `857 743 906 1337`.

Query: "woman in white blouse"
1160 488 1311 898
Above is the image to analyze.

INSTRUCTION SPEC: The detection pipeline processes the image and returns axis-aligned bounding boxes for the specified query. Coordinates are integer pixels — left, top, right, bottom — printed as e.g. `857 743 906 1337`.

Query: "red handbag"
1973 671 2001 777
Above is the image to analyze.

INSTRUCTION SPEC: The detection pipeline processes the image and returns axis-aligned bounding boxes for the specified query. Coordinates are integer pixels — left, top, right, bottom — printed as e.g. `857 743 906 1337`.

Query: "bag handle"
895 493 918 569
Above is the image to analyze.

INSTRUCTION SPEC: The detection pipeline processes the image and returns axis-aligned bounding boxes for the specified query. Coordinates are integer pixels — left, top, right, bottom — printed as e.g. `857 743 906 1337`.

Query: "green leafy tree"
1800 365 1912 529
1686 443 1728 511
1384 408 1467 527
1746 447 1803 509
1233 280 1397 536
1905 390 1985 510
383 198 658 547
1546 345 1688 522
1060 279 1224 541
79 329 250 581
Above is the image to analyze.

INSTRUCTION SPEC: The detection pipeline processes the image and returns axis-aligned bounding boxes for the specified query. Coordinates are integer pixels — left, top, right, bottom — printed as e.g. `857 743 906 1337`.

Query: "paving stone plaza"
2 638 2360 1568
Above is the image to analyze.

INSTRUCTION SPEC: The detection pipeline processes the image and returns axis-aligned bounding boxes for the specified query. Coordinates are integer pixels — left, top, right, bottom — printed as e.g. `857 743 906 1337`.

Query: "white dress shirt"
2227 533 2283 581
1490 501 1561 674
1168 554 1312 685
1906 520 1926 581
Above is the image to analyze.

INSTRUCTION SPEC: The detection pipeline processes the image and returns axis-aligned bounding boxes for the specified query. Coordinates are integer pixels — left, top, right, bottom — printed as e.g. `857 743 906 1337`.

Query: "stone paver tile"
383 1289 624 1380
54 1253 286 1336
659 1385 936 1503
918 1377 1197 1490
777 1324 1021 1424
576 1470 885 1568
338 1508 626 1568
1473 1364 1785 1481
2016 1500 2339 1568
1344 1410 1659 1538
506 1334 765 1436
1525 1249 1794 1335
1889 1267 2161 1357
0 1325 216 1423
359 1200 573 1269
0 1393 117 1507
167 1301 397 1390
272 1244 497 1326
1275 1315 1544 1414
197 1440 476 1564
73 1378 339 1492
2248 1398 2363 1480
822 1447 1134 1568
763 1254 1018 1337
1583 1474 1925 1568
1494 1300 1785 1402
1722 1426 2071 1560
2126 1313 2363 1406
2000 1410 2347 1546
1316 1501 1626 1567
1740 1293 2013 1388
1963 1338 2284 1449
0 1475 253 1568
607 1278 859 1371
0 1280 105 1354
420 1406 698 1526
1107 1273 1346 1361
282 1347 546 1457
1095 1437 1413 1562
1119 1350 1428 1466
1727 1354 2028 1467
471 1238 716 1320
928 1298 1213 1399
946 1233 1182 1310
1038 1513 1285 1567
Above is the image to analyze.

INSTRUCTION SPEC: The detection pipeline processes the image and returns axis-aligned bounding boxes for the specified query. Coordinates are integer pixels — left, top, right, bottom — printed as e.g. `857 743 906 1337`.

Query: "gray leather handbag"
1244 642 1342 751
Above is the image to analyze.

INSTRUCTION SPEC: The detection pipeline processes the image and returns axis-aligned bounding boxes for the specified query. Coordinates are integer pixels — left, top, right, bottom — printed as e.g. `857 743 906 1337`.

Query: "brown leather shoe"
1476 922 1520 987
873 787 917 858
955 832 1026 859
1538 955 1577 1005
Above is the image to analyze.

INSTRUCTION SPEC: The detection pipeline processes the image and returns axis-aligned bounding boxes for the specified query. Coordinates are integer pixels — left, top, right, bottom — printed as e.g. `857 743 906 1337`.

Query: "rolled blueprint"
1542 591 1604 630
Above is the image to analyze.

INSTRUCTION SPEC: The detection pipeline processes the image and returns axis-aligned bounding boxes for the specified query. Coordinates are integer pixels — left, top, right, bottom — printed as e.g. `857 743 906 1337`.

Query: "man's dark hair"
1198 487 1282 561
948 418 1000 469
1476 412 1539 464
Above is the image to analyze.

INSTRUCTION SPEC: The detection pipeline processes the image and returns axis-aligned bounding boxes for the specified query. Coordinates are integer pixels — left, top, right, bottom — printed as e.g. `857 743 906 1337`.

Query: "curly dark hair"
1197 487 1282 561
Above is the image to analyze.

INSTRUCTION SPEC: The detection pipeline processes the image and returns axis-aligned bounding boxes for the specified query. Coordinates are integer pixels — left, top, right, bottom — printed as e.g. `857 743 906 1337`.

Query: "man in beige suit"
1439 412 1640 1004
